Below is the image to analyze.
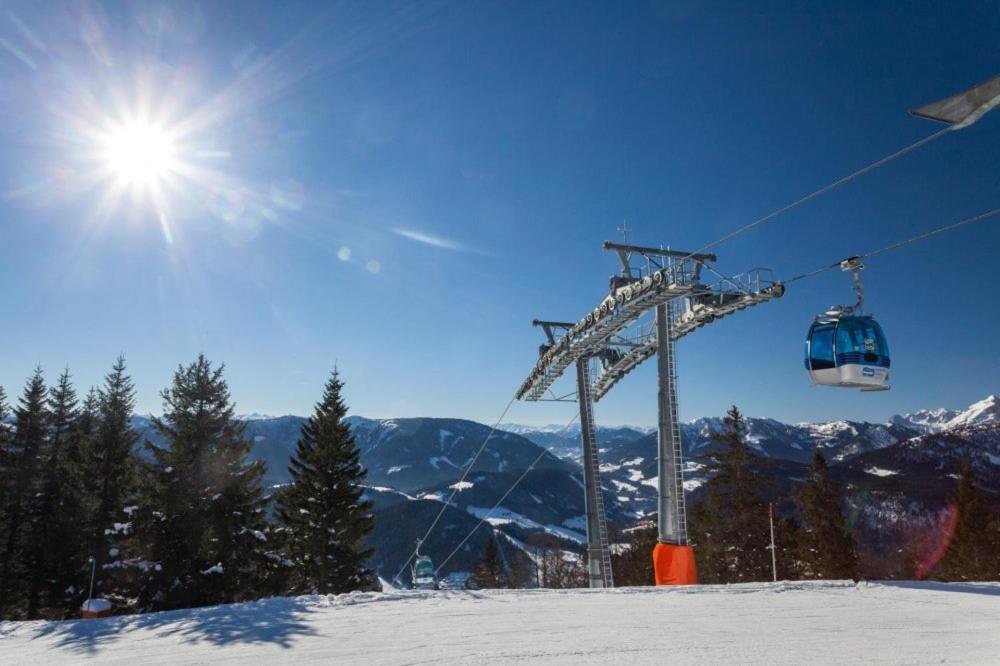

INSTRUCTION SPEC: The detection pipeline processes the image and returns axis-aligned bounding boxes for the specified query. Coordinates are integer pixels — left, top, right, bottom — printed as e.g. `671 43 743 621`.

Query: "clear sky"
1 1 997 426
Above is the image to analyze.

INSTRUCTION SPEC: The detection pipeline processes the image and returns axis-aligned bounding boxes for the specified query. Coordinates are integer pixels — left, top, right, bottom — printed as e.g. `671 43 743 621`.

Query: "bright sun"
101 120 179 187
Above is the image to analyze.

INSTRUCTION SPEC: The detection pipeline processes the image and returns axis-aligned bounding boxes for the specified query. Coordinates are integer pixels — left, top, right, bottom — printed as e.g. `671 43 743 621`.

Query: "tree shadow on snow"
30 596 319 655
880 580 1000 597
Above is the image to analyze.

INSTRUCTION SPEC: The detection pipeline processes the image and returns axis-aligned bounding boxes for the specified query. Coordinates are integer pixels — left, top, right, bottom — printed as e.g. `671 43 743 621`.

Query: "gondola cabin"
411 555 437 590
805 309 890 391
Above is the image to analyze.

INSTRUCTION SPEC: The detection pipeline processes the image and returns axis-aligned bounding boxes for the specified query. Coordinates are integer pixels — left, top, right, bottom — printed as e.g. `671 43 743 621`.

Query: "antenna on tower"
617 222 632 246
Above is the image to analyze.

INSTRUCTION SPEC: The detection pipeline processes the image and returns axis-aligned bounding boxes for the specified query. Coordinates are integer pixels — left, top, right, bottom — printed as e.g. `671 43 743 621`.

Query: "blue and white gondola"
805 308 890 391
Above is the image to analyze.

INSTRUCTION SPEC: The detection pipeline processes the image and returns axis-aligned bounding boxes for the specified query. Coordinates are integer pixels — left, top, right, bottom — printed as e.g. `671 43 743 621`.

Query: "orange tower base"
652 542 698 585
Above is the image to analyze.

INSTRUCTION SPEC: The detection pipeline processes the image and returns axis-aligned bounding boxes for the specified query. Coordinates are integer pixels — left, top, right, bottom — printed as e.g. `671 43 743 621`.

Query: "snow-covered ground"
3 581 999 664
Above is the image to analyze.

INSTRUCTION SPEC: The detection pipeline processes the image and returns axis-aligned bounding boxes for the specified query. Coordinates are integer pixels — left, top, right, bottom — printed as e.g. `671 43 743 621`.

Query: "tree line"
615 406 1000 585
467 406 999 589
0 354 374 620
467 532 588 590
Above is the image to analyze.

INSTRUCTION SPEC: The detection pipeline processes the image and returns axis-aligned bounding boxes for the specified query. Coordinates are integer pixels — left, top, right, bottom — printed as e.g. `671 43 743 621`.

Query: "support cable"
784 207 1000 284
675 127 951 265
621 207 1000 482
391 394 518 584
433 410 581 577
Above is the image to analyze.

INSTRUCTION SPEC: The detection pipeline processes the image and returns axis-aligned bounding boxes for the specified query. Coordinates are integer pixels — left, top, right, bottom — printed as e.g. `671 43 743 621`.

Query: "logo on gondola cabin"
862 367 875 377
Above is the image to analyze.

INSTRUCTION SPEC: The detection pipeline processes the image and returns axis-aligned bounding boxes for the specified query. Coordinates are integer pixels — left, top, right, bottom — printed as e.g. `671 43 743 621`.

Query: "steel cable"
783 207 1000 284
391 394 518 584
675 126 952 265
433 410 581 577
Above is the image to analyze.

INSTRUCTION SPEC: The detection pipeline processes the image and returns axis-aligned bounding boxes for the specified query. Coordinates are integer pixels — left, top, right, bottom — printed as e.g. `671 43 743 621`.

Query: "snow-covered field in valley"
2 581 999 665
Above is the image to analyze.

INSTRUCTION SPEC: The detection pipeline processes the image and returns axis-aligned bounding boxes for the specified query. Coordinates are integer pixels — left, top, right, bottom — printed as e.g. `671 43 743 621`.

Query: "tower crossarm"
516 261 784 402
516 266 703 401
589 279 784 401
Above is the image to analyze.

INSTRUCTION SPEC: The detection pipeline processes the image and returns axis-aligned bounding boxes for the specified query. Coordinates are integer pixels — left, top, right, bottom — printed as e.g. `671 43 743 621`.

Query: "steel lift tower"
518 240 784 586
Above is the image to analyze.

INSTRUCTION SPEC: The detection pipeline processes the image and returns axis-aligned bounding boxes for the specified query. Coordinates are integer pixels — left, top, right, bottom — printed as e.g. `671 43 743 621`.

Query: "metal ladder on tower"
663 305 689 543
578 360 615 587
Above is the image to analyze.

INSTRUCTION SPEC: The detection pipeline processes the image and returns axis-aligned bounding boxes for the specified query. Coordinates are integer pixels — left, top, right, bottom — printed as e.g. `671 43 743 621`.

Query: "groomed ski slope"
3 581 999 664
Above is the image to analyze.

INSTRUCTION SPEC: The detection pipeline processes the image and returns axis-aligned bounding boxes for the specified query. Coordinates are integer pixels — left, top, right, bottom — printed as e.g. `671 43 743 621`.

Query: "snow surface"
865 466 898 477
465 506 585 544
79 599 111 613
427 456 458 470
5 581 999 664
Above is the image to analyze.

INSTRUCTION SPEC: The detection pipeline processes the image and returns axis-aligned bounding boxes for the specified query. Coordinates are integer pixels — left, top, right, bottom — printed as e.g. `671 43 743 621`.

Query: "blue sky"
0 1 997 426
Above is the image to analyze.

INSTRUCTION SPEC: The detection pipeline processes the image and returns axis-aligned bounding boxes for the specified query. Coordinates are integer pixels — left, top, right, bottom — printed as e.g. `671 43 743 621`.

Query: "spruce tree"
23 369 83 617
77 387 100 432
276 370 374 594
610 523 657 586
0 368 49 618
76 357 139 603
795 448 859 580
936 460 994 581
988 513 1000 581
0 386 12 539
472 535 506 589
136 355 271 610
688 406 773 583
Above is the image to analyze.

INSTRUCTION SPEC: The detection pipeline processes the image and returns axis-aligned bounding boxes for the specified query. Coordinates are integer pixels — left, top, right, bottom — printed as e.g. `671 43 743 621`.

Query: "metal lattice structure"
519 240 784 587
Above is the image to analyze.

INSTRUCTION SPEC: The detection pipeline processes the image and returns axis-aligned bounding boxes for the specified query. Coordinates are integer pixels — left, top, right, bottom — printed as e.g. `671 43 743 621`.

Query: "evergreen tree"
276 370 374 594
773 511 805 581
76 387 100 433
688 406 773 583
76 357 139 603
936 460 994 581
0 368 49 618
472 535 506 589
610 522 657 586
988 513 1000 581
796 448 859 580
0 386 12 539
135 355 271 610
505 548 535 590
23 369 83 617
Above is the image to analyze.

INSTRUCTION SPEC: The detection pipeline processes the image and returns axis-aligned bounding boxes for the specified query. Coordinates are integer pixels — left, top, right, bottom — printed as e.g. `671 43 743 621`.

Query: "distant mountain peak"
890 394 999 434
951 394 999 426
237 412 284 421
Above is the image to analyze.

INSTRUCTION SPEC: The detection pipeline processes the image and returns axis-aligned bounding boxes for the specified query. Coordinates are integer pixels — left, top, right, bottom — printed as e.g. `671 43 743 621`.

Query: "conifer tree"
76 357 139 601
136 355 271 610
795 448 858 580
0 368 49 617
78 388 100 430
936 460 994 581
472 535 506 589
276 370 374 594
988 513 1000 581
688 406 773 583
610 523 657 586
0 386 12 533
24 369 83 617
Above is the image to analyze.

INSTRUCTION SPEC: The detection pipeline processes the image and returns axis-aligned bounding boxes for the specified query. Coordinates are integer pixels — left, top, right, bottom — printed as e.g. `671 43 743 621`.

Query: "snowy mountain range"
123 395 998 580
506 394 1000 464
888 395 1000 433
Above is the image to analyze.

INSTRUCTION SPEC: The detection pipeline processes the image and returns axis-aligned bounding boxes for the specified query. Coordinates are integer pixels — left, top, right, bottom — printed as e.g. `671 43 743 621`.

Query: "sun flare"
101 120 179 187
